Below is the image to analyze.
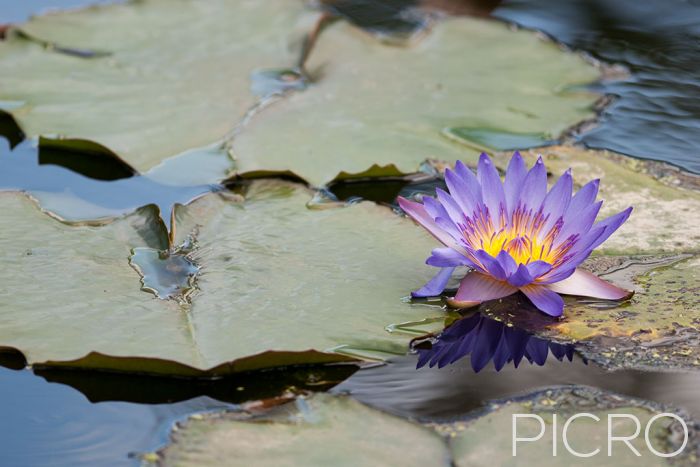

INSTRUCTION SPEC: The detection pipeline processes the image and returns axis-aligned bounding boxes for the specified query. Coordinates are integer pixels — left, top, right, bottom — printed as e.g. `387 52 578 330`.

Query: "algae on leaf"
0 0 311 172
232 18 599 186
0 181 443 374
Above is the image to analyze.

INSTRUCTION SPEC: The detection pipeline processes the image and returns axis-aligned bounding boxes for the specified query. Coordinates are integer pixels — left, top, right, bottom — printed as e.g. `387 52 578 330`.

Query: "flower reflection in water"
414 312 578 372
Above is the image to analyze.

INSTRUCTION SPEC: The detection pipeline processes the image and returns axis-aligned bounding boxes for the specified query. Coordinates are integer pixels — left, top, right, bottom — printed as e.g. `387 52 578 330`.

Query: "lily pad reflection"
414 312 577 372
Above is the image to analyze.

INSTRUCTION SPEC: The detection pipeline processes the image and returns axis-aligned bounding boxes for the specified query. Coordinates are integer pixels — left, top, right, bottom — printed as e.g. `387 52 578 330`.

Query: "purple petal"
445 163 481 215
546 268 633 300
520 284 564 316
519 156 547 209
399 197 465 253
496 250 517 276
556 200 603 246
426 247 472 267
540 169 573 233
435 188 465 225
476 153 507 227
567 179 599 215
504 151 527 215
411 267 456 297
473 250 507 280
542 226 608 282
434 216 465 244
526 260 552 279
447 272 517 308
589 207 633 250
507 264 535 287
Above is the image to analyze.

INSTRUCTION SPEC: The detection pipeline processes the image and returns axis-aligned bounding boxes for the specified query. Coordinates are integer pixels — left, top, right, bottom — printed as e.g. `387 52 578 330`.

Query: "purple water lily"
398 152 633 317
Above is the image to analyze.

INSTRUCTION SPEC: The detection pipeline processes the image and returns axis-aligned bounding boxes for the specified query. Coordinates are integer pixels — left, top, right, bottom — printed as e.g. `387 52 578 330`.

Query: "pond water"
0 366 230 467
495 0 700 174
1 0 699 465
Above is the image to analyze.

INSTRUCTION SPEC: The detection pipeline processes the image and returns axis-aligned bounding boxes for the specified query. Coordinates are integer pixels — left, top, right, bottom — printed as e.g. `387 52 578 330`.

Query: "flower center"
461 204 568 267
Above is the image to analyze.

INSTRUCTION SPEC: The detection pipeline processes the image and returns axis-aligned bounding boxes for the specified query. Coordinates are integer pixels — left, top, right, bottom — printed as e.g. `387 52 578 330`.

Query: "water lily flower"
398 152 633 317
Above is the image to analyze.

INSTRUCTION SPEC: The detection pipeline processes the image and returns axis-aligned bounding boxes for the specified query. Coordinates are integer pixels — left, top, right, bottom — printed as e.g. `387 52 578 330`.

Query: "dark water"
0 366 232 467
0 138 217 229
335 353 700 422
495 0 700 174
0 362 357 466
336 312 700 420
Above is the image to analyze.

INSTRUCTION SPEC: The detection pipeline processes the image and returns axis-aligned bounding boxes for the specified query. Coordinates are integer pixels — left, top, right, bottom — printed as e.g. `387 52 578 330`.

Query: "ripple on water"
495 0 700 174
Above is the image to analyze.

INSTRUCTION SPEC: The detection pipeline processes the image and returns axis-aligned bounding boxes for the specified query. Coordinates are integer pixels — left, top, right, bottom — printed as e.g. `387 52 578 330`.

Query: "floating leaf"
479 255 700 370
160 388 698 466
550 256 700 342
160 394 450 467
232 18 599 186
0 0 312 172
0 181 444 374
440 387 697 466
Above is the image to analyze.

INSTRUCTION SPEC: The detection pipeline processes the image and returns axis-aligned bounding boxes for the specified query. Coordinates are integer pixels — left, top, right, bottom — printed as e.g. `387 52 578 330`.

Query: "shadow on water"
0 363 357 466
495 0 700 174
327 174 446 207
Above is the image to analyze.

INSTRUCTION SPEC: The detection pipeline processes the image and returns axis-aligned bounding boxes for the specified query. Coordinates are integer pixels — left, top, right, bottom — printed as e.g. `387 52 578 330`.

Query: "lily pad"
160 388 697 465
552 255 700 342
0 0 311 172
0 180 445 374
159 394 451 467
439 386 698 466
231 17 599 186
493 146 700 254
480 255 700 370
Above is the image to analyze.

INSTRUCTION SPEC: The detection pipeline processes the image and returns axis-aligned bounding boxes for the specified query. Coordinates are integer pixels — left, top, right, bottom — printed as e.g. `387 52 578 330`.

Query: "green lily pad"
494 146 700 254
551 256 700 343
160 388 697 466
0 180 444 374
159 394 451 467
0 0 311 172
480 254 700 370
231 18 599 186
439 387 697 466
